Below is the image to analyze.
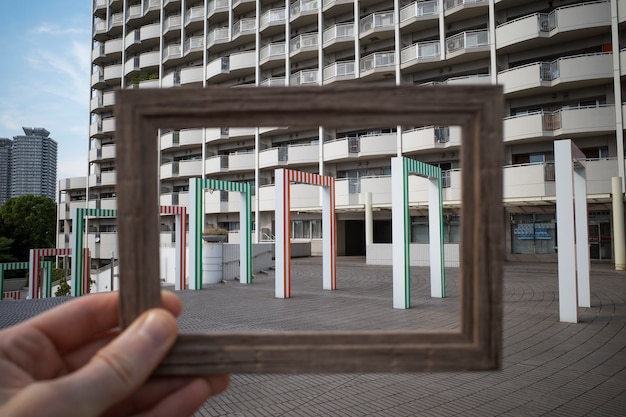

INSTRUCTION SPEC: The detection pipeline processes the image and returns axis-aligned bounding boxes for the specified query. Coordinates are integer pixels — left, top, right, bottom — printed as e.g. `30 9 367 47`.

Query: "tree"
0 195 56 262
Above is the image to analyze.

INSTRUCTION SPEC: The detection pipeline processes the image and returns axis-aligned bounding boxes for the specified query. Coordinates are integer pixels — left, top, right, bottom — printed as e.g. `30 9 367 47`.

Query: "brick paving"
1 258 624 416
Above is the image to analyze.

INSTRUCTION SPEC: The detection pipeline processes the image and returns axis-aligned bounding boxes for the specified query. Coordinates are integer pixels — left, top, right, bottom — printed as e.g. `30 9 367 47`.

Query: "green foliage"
128 71 159 85
0 236 17 263
0 195 56 261
55 277 71 297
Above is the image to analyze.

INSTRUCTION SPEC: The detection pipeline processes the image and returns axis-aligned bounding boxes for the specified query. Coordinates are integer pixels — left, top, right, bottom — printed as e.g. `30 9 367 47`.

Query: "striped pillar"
189 177 253 289
41 261 53 298
160 205 188 291
30 249 71 299
2 291 21 300
2 262 29 300
392 157 446 309
275 169 337 298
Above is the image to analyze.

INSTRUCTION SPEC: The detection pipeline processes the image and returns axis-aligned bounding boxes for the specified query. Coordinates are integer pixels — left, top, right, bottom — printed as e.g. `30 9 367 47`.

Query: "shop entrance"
589 220 612 260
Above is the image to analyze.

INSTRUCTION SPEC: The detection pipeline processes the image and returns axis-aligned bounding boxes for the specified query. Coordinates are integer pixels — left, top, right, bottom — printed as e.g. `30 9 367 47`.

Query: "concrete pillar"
365 192 373 246
612 177 626 270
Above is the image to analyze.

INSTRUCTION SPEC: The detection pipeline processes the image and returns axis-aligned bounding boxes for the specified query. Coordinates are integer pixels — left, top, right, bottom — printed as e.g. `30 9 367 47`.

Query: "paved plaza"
1 258 624 416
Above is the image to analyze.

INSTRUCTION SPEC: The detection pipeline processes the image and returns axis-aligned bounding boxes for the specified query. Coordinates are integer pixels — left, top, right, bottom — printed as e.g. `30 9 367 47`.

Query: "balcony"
126 5 143 23
232 18 256 41
323 61 355 83
90 91 115 113
207 27 229 47
205 155 229 174
359 51 395 80
180 65 204 86
360 11 394 42
322 23 353 52
228 127 256 139
160 161 179 179
400 1 438 31
162 70 181 87
402 126 461 153
163 43 182 62
160 191 190 207
109 13 124 31
185 5 205 26
103 64 123 84
90 117 116 137
143 0 160 15
290 32 318 60
206 56 229 81
183 35 204 56
324 132 395 161
179 129 204 146
261 143 319 169
207 0 228 18
89 172 117 187
260 77 286 87
205 127 229 143
290 0 319 25
260 8 286 34
401 40 440 71
496 1 611 51
503 105 616 142
499 52 613 95
444 0 487 23
179 159 202 177
290 69 318 86
229 51 256 75
163 15 182 35
227 151 255 172
445 29 489 60
260 43 286 67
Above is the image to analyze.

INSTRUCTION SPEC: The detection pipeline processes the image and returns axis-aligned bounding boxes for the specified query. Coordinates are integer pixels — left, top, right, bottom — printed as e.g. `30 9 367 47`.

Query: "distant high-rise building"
7 127 57 202
0 138 11 206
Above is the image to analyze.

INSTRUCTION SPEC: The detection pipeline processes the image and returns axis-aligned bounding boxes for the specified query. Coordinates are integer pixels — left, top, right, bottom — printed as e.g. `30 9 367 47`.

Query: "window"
511 213 556 254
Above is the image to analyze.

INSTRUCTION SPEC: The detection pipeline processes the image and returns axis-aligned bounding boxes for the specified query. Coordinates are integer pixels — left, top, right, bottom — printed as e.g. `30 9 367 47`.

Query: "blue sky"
0 1 92 180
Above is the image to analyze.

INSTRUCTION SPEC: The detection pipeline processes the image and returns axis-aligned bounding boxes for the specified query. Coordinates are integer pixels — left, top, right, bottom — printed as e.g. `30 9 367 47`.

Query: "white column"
555 140 578 323
428 177 443 298
391 157 409 309
274 169 289 298
574 166 590 308
365 192 373 246
322 184 332 290
612 177 626 270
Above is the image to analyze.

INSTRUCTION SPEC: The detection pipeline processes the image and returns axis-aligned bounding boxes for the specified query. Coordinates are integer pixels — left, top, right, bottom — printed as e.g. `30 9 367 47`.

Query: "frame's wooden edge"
114 85 504 374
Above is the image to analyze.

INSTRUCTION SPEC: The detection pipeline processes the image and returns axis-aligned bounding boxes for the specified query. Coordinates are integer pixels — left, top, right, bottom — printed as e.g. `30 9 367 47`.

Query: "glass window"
511 213 556 254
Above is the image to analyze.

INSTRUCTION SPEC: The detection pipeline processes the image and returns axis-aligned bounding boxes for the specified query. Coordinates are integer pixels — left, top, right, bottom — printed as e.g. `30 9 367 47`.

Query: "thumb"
57 309 179 415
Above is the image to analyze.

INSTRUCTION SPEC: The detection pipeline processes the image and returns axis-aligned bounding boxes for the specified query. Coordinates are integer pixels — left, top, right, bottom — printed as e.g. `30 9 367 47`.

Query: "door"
588 221 612 260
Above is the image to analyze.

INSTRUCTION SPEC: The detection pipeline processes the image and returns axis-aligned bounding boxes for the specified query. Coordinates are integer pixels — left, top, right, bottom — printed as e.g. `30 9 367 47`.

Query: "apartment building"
57 0 626 268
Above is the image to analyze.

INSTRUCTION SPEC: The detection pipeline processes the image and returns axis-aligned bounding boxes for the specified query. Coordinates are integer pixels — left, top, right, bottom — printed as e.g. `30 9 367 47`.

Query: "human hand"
0 291 229 417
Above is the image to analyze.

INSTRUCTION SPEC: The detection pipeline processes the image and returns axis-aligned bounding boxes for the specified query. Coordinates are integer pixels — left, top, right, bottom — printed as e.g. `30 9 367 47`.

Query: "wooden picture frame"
114 85 503 374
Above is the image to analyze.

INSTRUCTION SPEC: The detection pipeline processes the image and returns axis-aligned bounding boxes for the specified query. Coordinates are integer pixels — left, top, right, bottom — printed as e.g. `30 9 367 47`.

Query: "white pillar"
275 169 289 298
555 140 578 323
391 157 409 309
612 177 626 270
574 166 590 308
428 177 443 298
365 192 373 246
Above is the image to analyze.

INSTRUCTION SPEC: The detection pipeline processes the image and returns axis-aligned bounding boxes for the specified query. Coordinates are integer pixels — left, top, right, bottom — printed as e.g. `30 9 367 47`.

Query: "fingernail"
137 310 175 348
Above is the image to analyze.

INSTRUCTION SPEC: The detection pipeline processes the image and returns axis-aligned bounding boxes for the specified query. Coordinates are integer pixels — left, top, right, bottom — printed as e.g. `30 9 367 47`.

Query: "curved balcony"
498 52 613 96
183 35 205 59
205 155 229 175
496 1 611 52
90 91 115 113
180 65 204 86
322 0 352 16
444 0 488 23
233 0 255 13
184 5 205 32
179 159 202 177
402 126 461 154
232 18 256 42
323 61 355 84
503 105 616 142
400 40 441 71
260 143 320 169
206 56 230 82
260 77 286 87
207 0 228 20
226 151 255 173
324 131 395 162
229 50 256 77
290 0 319 27
260 43 285 68
359 11 394 44
89 172 117 187
160 161 179 180
163 15 182 37
160 191 190 208
322 23 353 53
290 69 319 86
445 29 489 61
359 51 395 80
207 27 229 48
162 43 182 63
290 32 318 61
90 118 116 138
400 0 438 32
260 8 286 35
179 128 204 147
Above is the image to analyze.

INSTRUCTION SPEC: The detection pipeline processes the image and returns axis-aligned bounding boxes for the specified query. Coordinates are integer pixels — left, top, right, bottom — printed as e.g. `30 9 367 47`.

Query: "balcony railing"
290 0 319 18
360 51 395 71
260 8 286 28
323 23 354 44
290 33 318 52
400 0 438 22
260 77 286 87
260 43 286 61
163 15 182 32
233 18 256 37
290 69 318 85
185 6 205 24
360 11 394 33
207 28 229 45
446 29 489 53
444 0 485 10
163 44 181 60
208 0 229 14
184 36 204 53
401 40 440 63
126 5 142 22
323 61 355 80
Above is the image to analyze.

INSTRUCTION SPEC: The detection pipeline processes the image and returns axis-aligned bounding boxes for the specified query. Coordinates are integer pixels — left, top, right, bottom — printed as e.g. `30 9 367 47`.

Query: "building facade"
58 0 626 268
1 128 57 206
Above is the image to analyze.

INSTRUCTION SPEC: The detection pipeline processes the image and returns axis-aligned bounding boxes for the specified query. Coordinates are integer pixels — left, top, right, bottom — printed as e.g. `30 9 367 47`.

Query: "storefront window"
511 213 556 254
410 215 461 243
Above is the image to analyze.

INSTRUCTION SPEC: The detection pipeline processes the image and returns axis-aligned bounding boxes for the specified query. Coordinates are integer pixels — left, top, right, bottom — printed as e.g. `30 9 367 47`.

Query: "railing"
127 5 142 21
360 51 395 71
323 23 354 43
185 6 205 23
260 77 286 87
143 0 160 13
400 0 438 22
401 40 440 63
207 28 229 44
348 137 360 153
164 15 182 32
348 178 360 194
290 69 318 85
183 36 204 53
434 126 450 143
323 61 355 79
290 0 319 18
163 43 181 60
444 0 485 10
291 33 318 52
233 18 256 36
360 11 394 32
208 0 228 14
279 147 288 162
446 29 489 53
109 13 124 29
260 8 286 28
260 43 286 61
